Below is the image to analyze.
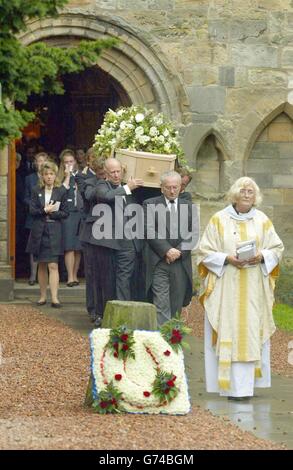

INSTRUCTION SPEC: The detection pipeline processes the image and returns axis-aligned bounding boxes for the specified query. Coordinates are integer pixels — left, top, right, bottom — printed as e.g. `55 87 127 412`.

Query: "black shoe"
67 282 75 287
37 300 47 306
228 396 251 401
72 281 79 286
28 280 36 286
51 302 62 308
94 316 103 328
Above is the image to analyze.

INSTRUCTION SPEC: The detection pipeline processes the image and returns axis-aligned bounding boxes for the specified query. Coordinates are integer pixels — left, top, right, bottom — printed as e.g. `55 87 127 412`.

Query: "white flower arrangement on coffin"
90 325 191 415
93 105 186 166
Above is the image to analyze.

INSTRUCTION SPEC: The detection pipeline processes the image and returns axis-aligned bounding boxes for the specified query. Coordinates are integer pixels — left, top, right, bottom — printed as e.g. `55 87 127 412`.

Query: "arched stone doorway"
20 66 131 156
15 66 131 279
11 13 188 283
18 13 188 122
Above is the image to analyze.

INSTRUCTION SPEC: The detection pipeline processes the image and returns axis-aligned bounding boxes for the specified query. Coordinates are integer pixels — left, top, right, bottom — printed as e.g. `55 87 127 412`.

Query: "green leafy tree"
0 0 118 148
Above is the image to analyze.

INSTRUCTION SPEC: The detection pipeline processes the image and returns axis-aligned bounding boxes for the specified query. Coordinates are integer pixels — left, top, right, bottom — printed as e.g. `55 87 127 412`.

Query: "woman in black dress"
26 161 69 307
58 149 83 287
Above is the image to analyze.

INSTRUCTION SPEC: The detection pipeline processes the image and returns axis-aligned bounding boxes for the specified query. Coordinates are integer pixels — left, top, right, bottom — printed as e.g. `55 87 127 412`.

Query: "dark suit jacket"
78 175 102 243
179 191 192 202
143 195 194 306
26 186 69 256
76 170 97 217
24 172 39 229
83 179 142 251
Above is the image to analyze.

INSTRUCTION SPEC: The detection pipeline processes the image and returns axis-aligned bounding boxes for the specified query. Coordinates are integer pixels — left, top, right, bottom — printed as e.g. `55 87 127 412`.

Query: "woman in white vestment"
197 177 284 400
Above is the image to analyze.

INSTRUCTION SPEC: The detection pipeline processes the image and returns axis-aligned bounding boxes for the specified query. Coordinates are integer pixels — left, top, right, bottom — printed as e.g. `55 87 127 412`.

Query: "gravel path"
0 304 286 450
183 298 293 378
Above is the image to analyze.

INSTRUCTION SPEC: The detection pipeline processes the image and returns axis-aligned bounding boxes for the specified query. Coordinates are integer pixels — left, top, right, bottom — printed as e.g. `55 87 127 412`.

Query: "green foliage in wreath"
152 371 179 404
159 314 192 353
92 382 124 414
106 325 136 361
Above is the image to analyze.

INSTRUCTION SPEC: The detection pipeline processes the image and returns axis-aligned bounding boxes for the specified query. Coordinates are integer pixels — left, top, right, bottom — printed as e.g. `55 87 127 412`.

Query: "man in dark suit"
143 170 198 326
77 155 106 323
81 158 143 326
93 158 144 302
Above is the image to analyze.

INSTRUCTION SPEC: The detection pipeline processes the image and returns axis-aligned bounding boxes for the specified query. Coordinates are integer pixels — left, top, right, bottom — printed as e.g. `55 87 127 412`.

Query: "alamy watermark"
91 197 200 250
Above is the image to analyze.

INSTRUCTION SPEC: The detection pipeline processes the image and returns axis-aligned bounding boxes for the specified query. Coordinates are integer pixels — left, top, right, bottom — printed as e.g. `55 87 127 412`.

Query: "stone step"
14 283 86 301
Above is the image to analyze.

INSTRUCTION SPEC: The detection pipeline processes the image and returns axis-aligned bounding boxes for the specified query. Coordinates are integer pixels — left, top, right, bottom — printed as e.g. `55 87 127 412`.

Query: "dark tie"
169 200 178 238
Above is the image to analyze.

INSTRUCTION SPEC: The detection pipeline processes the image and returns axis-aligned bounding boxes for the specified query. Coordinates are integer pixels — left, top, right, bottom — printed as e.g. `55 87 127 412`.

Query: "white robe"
198 205 284 397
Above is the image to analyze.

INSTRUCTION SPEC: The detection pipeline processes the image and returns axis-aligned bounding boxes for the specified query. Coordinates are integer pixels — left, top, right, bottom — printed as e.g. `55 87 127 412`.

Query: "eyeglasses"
240 188 254 196
163 185 180 191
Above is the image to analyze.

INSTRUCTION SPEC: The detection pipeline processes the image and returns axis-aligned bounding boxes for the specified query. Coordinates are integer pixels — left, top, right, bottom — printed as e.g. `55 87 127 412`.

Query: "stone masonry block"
230 20 267 42
0 222 7 240
268 122 293 142
0 176 7 196
272 175 293 188
278 143 293 158
231 45 278 67
283 189 293 204
0 197 7 221
0 279 14 301
250 142 280 159
0 241 7 262
247 173 272 188
261 189 284 205
247 159 292 174
208 20 229 43
188 86 226 114
219 66 235 87
248 69 288 86
281 48 293 67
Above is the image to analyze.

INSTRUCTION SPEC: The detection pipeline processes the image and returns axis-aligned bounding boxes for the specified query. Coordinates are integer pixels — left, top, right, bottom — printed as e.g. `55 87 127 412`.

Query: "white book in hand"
51 201 61 212
236 240 256 261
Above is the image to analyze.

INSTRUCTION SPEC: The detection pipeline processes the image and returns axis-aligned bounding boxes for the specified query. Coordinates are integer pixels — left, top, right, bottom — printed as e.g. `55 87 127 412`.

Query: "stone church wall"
64 0 293 262
1 0 293 299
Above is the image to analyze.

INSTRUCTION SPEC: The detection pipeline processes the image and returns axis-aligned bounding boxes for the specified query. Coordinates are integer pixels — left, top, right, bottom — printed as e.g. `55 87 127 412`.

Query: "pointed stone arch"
241 100 293 162
191 130 229 195
193 129 229 163
18 12 189 122
245 103 293 189
243 102 293 262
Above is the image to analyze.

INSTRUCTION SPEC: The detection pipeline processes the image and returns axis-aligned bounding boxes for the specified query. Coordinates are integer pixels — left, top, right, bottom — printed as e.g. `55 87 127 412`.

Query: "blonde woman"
197 177 284 400
24 151 49 285
58 149 83 287
26 162 69 307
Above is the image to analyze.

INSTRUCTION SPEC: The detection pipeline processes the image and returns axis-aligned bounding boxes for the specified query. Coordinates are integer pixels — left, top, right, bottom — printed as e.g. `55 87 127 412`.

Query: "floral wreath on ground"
93 105 187 166
90 317 191 415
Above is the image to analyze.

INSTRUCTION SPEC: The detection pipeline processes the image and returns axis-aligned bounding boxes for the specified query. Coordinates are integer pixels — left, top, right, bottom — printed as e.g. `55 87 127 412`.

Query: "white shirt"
164 196 178 212
44 188 53 205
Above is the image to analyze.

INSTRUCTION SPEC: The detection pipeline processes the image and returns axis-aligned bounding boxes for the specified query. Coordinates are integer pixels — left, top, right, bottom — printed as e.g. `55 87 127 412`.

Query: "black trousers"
82 242 96 318
113 245 137 301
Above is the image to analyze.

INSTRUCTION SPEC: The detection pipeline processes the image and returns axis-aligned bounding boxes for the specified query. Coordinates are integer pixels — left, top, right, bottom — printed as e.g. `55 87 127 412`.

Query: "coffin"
115 148 177 188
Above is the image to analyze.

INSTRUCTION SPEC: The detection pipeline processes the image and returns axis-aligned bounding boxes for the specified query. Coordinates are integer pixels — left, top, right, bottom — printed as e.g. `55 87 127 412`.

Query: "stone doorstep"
13 283 86 300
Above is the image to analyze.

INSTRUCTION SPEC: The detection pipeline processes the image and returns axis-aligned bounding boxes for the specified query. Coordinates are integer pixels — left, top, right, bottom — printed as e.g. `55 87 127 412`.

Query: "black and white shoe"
94 316 103 328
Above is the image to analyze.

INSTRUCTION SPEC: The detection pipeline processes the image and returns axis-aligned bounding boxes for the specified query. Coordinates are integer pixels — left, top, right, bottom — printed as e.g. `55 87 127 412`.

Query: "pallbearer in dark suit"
26 162 69 308
59 149 83 287
81 158 143 326
77 155 106 323
94 158 144 305
143 171 197 326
